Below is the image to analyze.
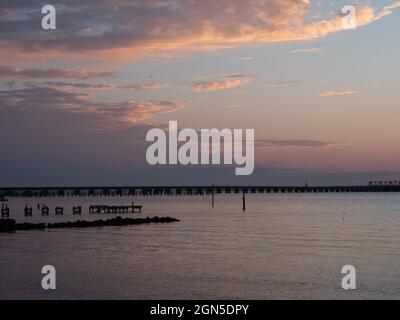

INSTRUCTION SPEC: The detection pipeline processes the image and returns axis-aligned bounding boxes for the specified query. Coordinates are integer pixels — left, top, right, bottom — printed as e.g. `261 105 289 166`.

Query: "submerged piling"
55 206 64 215
41 205 49 216
73 206 82 215
1 204 10 218
212 184 215 208
24 205 33 217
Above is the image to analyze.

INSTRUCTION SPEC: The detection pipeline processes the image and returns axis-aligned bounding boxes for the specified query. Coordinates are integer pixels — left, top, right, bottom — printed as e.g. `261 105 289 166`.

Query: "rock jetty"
0 216 180 232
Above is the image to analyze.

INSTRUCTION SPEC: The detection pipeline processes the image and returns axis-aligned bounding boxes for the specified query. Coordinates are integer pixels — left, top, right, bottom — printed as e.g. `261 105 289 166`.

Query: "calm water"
1 193 400 300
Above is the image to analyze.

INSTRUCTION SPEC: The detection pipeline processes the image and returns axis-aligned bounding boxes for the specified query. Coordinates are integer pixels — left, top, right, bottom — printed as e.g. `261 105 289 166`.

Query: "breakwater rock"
0 216 180 232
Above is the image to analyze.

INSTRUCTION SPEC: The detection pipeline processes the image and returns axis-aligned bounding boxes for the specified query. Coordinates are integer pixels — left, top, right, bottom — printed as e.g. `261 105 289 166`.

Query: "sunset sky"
1 0 400 186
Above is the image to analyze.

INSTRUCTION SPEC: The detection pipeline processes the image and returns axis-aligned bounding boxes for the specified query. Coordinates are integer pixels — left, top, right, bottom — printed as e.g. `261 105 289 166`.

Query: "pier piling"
55 206 64 215
24 205 33 217
73 206 82 215
1 204 10 218
41 205 49 216
212 184 215 208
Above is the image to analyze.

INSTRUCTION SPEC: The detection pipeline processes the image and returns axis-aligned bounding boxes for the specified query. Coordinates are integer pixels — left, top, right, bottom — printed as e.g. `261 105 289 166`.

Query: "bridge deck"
1 185 400 198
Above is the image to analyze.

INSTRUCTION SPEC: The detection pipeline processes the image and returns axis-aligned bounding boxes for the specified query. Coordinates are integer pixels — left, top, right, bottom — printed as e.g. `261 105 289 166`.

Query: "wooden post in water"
242 191 246 212
212 184 215 208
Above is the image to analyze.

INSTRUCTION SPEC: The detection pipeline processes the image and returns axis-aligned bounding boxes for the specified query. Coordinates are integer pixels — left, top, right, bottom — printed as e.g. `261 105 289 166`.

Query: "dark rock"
0 216 180 232
0 219 16 232
17 223 46 230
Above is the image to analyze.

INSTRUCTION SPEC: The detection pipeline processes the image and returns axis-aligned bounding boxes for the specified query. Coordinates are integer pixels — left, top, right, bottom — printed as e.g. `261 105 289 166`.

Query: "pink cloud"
194 75 253 92
0 65 117 79
319 90 355 97
0 86 183 126
0 1 399 60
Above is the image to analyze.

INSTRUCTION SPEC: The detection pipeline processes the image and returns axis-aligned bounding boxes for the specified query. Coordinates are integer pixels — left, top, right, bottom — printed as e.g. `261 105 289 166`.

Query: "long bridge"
1 183 400 198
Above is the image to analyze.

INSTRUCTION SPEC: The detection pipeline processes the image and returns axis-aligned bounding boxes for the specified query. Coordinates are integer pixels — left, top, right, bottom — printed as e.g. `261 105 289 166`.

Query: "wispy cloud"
120 83 169 91
42 81 169 91
0 65 117 79
376 1 400 19
319 90 355 97
0 87 183 126
267 81 298 88
256 139 351 148
194 75 253 93
44 82 116 90
291 47 327 54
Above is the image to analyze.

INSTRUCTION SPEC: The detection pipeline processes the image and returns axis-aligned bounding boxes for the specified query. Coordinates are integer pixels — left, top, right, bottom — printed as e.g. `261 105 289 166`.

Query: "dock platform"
89 203 142 214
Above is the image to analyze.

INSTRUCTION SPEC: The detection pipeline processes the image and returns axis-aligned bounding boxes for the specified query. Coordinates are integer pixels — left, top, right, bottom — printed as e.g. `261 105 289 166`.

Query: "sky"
1 0 400 187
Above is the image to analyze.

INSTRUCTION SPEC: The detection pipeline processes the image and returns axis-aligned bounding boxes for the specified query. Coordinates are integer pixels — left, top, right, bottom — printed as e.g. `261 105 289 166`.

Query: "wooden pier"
0 203 143 218
2 184 400 198
89 203 142 214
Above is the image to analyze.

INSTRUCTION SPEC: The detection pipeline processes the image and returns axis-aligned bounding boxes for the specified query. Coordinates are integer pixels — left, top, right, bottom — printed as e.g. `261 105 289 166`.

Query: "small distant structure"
55 206 64 215
1 204 10 218
24 205 33 217
368 180 400 186
41 205 50 216
212 184 215 208
73 206 82 215
89 203 142 214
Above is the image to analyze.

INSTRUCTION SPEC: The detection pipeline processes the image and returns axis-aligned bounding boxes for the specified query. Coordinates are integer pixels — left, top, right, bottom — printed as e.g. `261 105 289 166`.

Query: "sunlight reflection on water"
1 193 400 299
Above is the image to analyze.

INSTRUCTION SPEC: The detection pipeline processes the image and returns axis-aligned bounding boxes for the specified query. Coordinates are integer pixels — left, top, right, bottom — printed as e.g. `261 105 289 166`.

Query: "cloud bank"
0 86 183 126
0 1 399 60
